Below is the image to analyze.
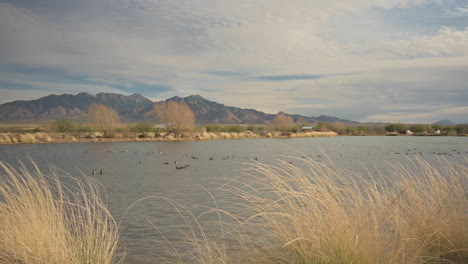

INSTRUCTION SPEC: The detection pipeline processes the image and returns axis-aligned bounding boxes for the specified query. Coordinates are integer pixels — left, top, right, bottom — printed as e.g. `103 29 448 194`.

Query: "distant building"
405 130 413 135
302 126 314 130
154 123 170 133
154 124 167 129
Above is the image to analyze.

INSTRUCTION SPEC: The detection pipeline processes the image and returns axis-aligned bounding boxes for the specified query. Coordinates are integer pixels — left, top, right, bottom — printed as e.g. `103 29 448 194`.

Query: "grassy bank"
0 131 338 144
0 157 466 263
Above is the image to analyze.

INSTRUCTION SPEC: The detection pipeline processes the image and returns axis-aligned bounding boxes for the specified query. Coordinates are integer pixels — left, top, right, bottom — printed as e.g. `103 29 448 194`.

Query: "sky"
0 0 467 123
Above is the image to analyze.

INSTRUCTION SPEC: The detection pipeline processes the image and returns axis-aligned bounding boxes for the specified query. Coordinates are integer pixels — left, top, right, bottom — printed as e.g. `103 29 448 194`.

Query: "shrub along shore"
0 120 467 145
0 131 338 144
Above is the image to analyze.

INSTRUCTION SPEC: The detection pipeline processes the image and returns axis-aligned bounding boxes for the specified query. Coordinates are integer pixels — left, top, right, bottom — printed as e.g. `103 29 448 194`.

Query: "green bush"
454 124 468 135
385 123 407 133
205 125 248 133
205 124 224 133
408 124 429 133
225 125 247 133
78 125 95 133
53 120 76 133
133 122 154 134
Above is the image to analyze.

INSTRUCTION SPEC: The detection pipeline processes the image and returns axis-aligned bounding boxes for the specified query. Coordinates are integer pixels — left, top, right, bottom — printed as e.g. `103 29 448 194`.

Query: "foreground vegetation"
0 162 120 264
0 157 466 263
212 158 468 264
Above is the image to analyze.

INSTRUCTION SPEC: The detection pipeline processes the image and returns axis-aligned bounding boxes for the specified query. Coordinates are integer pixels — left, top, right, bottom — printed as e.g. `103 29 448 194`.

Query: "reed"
10 136 18 143
18 133 36 143
221 132 232 139
0 161 121 264
210 157 468 264
34 132 53 142
0 135 12 144
289 131 338 138
0 155 465 264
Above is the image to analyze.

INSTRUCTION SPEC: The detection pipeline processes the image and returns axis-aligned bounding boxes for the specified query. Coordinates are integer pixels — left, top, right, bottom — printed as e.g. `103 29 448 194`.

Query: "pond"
1 136 467 263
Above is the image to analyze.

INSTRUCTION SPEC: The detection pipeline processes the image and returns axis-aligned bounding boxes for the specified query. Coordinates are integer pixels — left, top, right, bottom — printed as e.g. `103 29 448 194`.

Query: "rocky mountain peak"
0 93 355 125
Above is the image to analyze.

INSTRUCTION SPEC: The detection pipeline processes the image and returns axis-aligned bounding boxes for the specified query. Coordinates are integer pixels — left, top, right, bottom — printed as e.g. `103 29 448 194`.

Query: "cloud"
381 27 468 58
257 75 327 81
445 4 468 18
364 105 468 124
439 106 468 114
0 0 467 123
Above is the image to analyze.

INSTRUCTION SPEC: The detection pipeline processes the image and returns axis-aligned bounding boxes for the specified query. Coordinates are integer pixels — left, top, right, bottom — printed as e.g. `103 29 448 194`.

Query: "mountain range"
0 93 356 125
431 119 457 126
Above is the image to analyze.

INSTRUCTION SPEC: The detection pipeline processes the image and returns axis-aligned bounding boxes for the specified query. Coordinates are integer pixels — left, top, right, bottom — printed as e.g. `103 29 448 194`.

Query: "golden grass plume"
213 157 468 264
18 133 36 143
0 161 121 264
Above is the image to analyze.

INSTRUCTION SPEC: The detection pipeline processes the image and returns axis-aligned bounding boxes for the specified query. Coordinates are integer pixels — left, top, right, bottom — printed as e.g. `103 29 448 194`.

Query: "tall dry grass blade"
203 157 468 264
0 161 121 264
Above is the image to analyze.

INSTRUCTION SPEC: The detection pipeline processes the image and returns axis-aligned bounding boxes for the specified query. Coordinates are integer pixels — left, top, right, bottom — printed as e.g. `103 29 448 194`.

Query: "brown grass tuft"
214 157 468 264
0 161 121 264
171 157 467 264
18 133 36 143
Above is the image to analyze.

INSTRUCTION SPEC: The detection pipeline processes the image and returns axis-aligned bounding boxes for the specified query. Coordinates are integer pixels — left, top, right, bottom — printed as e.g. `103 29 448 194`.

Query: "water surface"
0 136 467 263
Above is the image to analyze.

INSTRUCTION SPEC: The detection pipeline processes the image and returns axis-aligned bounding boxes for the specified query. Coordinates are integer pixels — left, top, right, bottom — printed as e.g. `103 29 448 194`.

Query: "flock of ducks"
92 147 466 175
394 148 466 156
93 149 260 174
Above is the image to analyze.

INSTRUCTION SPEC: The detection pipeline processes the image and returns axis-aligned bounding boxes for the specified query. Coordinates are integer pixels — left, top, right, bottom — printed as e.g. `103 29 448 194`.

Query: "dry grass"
34 132 53 142
0 135 12 144
205 157 468 264
0 161 121 264
220 132 232 139
164 157 467 264
0 130 339 145
0 155 464 264
289 131 338 137
200 132 219 140
18 133 37 143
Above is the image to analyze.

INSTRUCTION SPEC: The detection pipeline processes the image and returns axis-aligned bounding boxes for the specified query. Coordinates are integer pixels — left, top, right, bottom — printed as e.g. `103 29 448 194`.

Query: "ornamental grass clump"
0 161 121 264
18 133 36 143
223 157 468 264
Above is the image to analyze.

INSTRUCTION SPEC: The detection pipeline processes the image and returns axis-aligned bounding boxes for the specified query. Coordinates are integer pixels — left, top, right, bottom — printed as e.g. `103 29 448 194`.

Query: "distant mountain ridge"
0 93 154 121
432 120 457 125
168 95 356 125
0 93 356 125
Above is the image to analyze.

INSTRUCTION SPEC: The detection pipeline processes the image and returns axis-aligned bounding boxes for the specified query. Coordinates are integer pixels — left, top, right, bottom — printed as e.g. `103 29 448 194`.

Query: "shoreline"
1 131 466 145
0 131 339 145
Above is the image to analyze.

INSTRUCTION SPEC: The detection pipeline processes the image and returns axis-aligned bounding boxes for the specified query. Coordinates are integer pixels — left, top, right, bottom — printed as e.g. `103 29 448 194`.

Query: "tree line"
36 101 195 138
4 102 466 137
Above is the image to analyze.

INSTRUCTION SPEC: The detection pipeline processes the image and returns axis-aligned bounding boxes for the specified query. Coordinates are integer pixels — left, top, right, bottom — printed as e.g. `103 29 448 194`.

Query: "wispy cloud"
0 0 467 122
445 4 468 18
381 27 468 58
257 75 327 81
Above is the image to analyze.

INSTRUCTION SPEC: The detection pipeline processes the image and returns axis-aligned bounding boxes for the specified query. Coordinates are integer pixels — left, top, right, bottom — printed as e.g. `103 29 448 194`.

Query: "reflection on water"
0 136 467 263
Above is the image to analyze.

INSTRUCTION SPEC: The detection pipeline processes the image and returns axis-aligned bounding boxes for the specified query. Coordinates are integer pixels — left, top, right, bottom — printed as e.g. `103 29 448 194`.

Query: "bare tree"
317 122 330 132
153 101 195 137
88 103 120 137
273 112 294 136
332 121 347 135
